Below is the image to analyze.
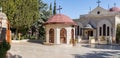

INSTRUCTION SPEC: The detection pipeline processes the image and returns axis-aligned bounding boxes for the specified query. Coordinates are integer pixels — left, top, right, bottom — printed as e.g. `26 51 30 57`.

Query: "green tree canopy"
0 0 40 36
53 0 56 15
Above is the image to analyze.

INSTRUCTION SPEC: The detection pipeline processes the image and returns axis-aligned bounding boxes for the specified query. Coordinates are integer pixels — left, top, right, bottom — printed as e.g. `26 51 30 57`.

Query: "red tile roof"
44 14 77 25
109 7 120 12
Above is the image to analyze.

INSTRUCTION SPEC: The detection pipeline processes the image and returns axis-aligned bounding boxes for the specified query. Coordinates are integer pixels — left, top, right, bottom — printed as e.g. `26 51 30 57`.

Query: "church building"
74 3 120 44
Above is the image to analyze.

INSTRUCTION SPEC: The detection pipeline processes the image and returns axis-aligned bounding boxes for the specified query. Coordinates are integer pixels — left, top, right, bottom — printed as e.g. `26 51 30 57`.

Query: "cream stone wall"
45 24 75 44
89 6 109 15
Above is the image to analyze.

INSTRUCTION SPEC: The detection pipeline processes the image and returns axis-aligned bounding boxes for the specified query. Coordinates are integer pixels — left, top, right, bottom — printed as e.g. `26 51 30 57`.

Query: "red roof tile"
109 7 120 12
44 14 77 25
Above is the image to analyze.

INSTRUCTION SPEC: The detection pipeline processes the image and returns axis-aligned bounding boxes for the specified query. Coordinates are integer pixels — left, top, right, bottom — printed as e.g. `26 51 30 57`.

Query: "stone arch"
49 28 54 43
60 28 67 43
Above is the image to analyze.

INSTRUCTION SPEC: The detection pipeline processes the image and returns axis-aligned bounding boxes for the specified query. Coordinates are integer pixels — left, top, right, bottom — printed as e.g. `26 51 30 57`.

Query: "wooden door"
60 28 67 43
49 28 54 43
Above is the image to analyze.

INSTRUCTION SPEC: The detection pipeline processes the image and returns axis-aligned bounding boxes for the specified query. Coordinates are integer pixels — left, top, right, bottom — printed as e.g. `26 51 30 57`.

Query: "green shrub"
0 40 11 58
116 24 120 43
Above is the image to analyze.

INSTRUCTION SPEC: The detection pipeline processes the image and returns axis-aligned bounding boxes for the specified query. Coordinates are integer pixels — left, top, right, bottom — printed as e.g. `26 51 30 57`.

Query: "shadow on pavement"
72 51 120 58
7 52 22 58
27 39 44 44
81 44 120 50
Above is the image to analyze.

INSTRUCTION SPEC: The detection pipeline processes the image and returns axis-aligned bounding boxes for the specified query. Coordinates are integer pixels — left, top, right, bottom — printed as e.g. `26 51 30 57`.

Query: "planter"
89 37 95 44
89 39 95 44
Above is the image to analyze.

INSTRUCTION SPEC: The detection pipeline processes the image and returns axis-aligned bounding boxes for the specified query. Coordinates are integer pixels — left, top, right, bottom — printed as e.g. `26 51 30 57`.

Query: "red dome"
44 14 76 25
109 7 120 12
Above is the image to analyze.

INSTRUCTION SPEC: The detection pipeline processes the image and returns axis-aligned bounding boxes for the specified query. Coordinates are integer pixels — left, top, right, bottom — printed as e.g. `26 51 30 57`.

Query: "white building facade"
74 6 120 44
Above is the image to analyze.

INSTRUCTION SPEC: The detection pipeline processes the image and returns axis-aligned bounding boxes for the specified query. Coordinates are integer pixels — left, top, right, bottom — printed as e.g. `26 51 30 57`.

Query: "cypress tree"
49 3 52 15
53 0 56 15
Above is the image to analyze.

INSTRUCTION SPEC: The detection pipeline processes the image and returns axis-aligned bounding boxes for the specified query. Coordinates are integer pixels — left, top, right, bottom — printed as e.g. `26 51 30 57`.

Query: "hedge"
0 40 11 58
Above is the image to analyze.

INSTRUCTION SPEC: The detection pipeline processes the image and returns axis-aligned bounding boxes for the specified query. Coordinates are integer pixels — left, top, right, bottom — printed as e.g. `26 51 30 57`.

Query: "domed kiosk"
44 14 76 44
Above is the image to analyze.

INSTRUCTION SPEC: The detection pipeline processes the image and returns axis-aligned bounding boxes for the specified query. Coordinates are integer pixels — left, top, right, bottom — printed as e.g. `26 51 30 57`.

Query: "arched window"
99 27 102 36
49 28 54 43
77 26 79 35
107 27 109 36
60 28 67 43
103 24 106 36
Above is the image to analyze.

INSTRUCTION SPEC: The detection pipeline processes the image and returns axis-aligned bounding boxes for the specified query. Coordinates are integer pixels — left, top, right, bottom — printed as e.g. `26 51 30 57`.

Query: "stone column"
112 26 116 43
55 28 60 44
46 28 49 43
74 28 76 40
109 27 112 44
97 27 100 43
67 28 71 44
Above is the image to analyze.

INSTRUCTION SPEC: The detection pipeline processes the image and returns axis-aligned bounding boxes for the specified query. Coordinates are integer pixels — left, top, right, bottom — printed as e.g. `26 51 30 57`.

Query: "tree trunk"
15 28 18 40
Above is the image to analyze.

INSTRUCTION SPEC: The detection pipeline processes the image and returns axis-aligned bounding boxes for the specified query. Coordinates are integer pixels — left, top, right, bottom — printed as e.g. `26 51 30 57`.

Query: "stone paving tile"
8 42 120 58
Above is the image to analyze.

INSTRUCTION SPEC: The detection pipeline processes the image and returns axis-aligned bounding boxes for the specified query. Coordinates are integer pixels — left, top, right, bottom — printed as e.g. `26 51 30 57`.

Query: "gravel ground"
8 42 120 58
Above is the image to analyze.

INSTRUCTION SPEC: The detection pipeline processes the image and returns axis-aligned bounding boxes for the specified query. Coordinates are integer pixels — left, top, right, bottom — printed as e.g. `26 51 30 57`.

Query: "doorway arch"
60 28 67 43
49 28 54 43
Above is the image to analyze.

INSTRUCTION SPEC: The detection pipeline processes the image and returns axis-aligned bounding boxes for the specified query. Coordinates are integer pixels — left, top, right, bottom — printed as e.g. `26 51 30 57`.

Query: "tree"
0 0 40 39
49 3 53 15
30 0 52 40
116 24 120 43
0 0 52 40
0 40 11 58
53 0 56 15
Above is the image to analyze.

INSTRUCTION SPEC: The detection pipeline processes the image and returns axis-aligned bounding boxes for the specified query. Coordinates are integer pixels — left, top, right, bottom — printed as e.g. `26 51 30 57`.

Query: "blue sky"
43 0 120 19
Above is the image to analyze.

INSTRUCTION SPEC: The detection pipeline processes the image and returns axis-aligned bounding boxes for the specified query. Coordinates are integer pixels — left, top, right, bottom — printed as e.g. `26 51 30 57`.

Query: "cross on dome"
57 5 62 14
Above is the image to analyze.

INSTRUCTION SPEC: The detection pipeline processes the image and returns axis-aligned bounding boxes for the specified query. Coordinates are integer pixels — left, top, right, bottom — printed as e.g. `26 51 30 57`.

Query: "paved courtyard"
8 42 120 58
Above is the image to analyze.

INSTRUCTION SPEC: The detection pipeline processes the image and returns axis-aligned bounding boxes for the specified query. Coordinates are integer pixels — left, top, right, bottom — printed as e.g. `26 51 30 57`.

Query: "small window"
103 24 106 36
99 27 102 36
97 11 100 14
77 26 79 35
107 27 109 36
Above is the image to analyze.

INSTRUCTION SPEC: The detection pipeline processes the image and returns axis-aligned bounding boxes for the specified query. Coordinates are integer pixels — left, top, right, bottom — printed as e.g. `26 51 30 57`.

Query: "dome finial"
114 3 116 7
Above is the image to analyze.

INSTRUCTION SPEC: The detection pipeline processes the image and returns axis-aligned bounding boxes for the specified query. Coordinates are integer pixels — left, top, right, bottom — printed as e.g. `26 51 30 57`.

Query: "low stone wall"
12 39 29 43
